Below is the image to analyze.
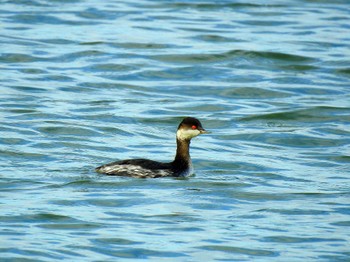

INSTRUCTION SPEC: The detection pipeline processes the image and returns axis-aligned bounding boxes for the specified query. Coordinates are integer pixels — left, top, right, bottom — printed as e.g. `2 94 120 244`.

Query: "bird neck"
175 138 191 161
172 138 191 169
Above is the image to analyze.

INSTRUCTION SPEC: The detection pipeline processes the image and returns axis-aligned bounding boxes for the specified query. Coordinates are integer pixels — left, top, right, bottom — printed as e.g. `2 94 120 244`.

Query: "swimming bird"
95 117 209 178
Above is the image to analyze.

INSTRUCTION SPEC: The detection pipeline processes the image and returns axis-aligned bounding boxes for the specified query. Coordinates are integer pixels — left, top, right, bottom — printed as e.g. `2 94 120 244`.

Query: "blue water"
1 0 350 261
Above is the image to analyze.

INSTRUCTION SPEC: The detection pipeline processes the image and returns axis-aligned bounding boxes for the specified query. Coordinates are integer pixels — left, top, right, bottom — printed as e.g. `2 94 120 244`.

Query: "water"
1 0 350 261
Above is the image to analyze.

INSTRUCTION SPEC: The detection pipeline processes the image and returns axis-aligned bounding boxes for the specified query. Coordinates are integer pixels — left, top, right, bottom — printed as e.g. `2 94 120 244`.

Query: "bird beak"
199 128 210 134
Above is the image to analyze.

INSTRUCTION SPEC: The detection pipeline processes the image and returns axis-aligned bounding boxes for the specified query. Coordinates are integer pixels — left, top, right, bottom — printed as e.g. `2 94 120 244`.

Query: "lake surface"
1 0 350 261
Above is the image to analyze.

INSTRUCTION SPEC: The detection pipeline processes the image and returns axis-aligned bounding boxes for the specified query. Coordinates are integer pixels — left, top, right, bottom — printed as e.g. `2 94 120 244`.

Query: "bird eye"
191 125 197 130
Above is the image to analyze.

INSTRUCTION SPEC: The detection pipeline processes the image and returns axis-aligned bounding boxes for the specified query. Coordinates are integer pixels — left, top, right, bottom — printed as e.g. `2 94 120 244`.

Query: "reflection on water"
1 0 350 261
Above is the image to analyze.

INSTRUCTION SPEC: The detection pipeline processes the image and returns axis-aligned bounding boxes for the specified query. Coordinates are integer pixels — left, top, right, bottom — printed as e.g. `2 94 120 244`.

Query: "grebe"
95 117 209 178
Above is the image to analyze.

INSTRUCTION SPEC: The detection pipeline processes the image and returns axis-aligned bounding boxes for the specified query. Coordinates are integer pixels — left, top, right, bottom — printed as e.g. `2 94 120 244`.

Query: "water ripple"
1 0 350 261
